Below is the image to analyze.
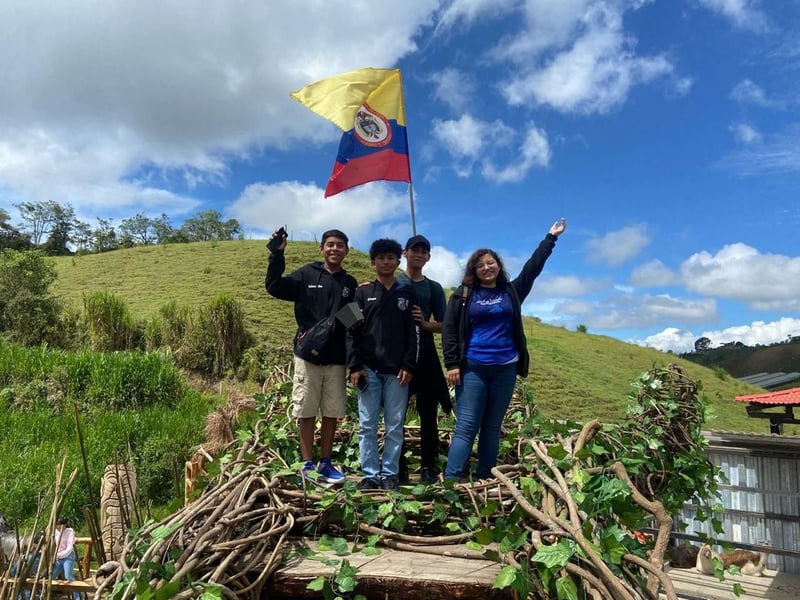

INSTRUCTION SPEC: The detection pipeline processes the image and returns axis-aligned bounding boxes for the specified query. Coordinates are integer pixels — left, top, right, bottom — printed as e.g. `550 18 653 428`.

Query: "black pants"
400 333 450 471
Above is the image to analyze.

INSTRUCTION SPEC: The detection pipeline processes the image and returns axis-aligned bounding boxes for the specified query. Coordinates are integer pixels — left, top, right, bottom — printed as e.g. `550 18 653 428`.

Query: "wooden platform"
665 565 800 599
267 542 513 599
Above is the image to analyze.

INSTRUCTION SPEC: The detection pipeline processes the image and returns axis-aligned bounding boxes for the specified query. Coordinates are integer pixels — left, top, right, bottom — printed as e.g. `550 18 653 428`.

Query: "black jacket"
347 280 419 375
441 233 558 377
265 250 357 365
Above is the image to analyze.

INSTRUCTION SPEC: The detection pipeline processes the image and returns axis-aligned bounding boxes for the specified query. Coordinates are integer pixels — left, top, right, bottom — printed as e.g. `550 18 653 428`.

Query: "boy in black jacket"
266 228 357 484
348 239 419 491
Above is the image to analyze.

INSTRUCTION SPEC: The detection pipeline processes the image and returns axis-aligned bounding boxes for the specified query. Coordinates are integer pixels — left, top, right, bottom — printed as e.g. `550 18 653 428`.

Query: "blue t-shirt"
465 287 518 365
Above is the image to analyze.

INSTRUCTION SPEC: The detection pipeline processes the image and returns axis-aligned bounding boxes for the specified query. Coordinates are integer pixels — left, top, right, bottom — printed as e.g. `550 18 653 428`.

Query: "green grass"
49 240 771 433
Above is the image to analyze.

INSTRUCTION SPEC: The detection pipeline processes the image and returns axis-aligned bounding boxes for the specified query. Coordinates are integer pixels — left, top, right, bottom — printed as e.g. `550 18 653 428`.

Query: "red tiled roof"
734 386 800 405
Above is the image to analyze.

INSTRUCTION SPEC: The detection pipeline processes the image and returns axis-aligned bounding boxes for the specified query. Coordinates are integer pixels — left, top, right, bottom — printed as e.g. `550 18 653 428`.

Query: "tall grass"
0 341 185 410
82 290 140 351
178 294 253 378
0 393 211 527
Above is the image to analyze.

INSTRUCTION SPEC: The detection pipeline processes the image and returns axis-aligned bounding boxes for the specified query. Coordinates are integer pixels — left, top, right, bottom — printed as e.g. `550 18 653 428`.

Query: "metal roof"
735 386 800 406
736 372 800 389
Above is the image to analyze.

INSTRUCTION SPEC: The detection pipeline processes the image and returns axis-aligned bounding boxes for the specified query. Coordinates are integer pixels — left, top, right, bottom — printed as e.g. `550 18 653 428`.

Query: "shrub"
82 290 142 351
178 294 253 378
0 249 67 346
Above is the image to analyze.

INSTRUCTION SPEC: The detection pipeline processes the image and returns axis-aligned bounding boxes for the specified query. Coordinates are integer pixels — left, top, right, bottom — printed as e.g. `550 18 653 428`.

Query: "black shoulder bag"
294 279 342 364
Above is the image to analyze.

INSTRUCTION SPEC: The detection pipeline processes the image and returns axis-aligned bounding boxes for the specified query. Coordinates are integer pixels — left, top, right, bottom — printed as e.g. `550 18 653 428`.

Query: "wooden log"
266 544 513 600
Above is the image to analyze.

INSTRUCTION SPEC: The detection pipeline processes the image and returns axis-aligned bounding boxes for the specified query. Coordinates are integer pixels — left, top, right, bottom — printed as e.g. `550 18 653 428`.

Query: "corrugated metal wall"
675 431 800 575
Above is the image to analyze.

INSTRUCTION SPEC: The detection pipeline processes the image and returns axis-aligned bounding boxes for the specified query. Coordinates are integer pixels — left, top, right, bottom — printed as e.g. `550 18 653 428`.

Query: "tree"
15 200 76 247
119 213 156 246
0 208 32 250
92 218 119 253
694 336 711 353
179 210 242 242
0 249 65 345
152 213 177 244
41 203 77 255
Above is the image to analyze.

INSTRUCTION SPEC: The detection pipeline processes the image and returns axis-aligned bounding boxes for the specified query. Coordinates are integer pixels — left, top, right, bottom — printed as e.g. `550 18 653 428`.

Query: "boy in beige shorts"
266 228 357 483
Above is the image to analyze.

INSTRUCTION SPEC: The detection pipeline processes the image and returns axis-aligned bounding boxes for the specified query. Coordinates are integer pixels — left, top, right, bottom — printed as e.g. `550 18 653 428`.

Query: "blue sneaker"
317 458 345 485
298 459 316 484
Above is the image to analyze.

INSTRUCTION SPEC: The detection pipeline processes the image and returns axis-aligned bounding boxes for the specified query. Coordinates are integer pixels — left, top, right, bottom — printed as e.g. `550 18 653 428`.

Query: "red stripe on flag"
324 149 410 198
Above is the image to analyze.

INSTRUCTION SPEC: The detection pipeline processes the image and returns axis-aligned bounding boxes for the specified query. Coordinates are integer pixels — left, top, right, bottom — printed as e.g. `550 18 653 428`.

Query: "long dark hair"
461 248 508 287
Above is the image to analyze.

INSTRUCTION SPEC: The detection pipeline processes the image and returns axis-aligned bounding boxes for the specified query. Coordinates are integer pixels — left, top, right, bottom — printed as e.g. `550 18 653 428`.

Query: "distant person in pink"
52 516 80 599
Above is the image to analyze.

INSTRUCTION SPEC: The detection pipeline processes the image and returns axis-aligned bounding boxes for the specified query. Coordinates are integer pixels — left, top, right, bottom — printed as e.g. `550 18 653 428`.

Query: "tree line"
0 200 242 255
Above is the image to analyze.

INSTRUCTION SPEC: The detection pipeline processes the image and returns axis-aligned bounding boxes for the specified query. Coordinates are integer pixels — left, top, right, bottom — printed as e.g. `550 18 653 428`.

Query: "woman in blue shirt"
442 218 566 480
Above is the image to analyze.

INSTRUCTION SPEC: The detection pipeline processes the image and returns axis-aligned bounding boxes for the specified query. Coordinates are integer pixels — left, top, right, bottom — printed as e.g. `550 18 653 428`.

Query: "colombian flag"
291 68 411 198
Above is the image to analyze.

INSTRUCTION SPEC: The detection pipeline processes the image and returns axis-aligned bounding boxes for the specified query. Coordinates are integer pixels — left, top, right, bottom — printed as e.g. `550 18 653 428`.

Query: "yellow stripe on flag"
290 68 405 131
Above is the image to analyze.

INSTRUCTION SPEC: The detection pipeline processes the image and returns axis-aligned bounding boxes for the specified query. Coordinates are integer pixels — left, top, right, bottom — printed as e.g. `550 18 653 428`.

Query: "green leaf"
307 576 326 591
154 581 181 600
466 541 484 552
473 528 494 545
556 575 579 600
532 539 576 569
332 537 350 556
492 565 519 589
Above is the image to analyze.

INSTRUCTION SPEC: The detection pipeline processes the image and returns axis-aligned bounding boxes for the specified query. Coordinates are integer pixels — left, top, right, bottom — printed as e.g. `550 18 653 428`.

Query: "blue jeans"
52 551 80 599
358 366 409 479
445 360 517 480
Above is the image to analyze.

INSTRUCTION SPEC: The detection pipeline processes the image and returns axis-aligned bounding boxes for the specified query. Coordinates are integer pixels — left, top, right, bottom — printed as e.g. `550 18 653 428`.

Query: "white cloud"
431 114 489 164
629 259 678 287
423 246 464 289
482 124 551 183
586 224 651 267
500 2 674 114
430 68 476 112
729 121 761 144
0 1 438 216
640 317 800 353
730 79 775 108
681 243 800 310
431 116 550 181
534 274 612 297
435 0 514 31
695 0 769 32
717 124 800 175
227 180 409 248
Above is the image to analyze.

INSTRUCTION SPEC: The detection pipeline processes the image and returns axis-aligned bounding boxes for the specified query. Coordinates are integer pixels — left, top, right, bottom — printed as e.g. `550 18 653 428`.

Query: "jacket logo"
342 287 351 298
397 298 409 311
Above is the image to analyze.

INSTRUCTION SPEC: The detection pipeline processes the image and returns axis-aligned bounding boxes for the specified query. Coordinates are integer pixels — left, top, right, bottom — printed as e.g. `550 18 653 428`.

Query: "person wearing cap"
442 218 567 481
396 234 450 484
266 228 358 485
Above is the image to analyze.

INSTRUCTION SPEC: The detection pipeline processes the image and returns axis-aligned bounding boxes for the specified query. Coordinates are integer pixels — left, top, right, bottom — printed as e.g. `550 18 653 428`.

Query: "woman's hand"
549 217 566 237
446 368 461 387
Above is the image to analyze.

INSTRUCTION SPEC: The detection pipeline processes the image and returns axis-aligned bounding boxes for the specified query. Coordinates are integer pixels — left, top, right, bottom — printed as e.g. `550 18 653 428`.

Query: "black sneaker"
357 477 381 490
420 467 438 484
381 476 399 491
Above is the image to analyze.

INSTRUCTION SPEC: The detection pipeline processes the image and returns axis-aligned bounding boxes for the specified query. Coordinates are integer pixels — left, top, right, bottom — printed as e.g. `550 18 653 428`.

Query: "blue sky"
2 0 799 353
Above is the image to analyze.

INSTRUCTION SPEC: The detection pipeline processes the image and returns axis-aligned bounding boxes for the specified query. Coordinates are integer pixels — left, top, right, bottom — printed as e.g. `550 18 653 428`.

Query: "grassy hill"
51 240 773 433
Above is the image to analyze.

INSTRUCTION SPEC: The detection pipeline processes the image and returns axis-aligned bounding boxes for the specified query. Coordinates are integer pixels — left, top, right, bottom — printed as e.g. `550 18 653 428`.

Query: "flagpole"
408 184 417 235
397 71 416 236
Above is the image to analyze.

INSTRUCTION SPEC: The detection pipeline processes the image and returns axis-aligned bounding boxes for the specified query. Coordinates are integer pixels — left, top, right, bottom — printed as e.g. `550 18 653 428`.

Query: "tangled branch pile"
98 364 718 600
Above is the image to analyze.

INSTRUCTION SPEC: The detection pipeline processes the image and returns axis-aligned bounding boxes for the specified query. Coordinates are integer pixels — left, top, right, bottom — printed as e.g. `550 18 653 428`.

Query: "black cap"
405 235 431 251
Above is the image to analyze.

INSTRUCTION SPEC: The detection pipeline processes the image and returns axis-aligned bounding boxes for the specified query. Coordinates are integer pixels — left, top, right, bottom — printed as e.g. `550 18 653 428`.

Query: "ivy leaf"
492 565 519 589
399 500 422 515
307 576 326 591
466 541 484 552
473 528 494 545
556 574 579 600
332 537 349 556
532 539 576 569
